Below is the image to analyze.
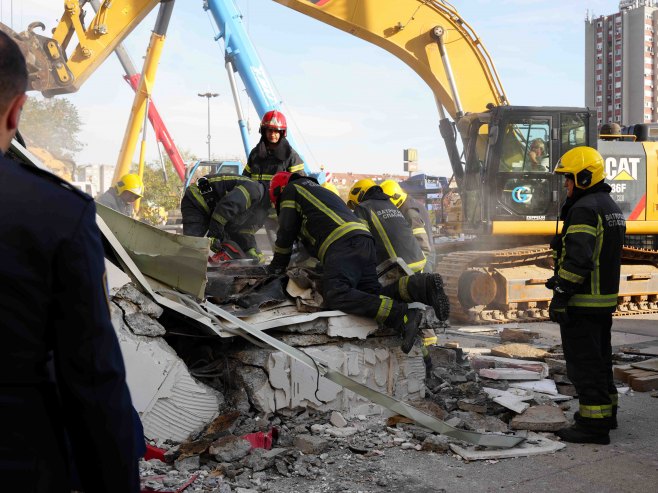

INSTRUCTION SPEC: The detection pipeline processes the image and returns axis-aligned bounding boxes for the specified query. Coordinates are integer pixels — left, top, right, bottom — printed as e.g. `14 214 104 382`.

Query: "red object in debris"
144 443 166 462
242 427 278 450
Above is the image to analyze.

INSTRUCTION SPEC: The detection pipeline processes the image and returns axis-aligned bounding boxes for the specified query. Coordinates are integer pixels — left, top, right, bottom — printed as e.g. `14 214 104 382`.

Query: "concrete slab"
450 432 565 460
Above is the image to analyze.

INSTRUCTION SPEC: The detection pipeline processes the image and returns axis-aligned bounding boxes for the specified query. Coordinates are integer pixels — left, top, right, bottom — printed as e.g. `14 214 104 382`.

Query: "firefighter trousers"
560 312 617 428
322 235 407 328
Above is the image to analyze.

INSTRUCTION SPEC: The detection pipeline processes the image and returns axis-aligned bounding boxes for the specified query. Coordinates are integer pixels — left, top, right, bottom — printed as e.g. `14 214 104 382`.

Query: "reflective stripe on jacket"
554 182 625 312
243 137 304 184
271 176 370 266
183 174 267 239
399 196 433 260
355 188 426 273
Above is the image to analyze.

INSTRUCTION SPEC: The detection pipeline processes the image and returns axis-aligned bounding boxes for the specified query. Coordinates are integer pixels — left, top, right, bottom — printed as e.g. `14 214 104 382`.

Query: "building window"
597 42 603 49
596 74 602 81
615 82 622 88
615 71 622 77
615 60 621 67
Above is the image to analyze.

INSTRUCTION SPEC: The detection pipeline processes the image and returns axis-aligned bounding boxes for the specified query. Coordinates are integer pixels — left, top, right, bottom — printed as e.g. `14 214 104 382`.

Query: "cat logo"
605 156 639 181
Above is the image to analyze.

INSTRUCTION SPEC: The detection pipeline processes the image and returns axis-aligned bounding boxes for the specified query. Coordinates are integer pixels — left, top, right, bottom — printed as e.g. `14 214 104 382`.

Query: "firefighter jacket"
354 187 427 273
244 136 305 183
270 175 371 269
0 153 140 491
399 195 433 264
551 182 625 313
182 174 269 249
96 186 133 216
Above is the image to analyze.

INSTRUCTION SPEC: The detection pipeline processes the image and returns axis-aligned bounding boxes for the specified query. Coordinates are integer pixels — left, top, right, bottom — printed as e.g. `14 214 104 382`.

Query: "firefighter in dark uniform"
548 146 625 445
348 179 427 273
0 31 139 491
244 110 305 246
381 179 435 273
349 179 439 373
181 173 270 261
266 172 449 354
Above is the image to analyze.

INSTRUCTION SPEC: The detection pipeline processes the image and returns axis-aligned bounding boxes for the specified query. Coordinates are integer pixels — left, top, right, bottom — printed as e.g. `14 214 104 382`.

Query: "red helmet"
269 171 292 204
260 110 287 137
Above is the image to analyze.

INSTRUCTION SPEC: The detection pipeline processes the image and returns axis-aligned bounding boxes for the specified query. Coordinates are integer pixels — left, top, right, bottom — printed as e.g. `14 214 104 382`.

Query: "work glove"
246 248 265 264
544 276 558 290
209 237 223 253
549 292 571 325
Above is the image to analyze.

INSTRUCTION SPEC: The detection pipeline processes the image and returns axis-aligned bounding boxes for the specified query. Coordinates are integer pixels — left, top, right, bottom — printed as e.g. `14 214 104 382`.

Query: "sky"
4 0 623 178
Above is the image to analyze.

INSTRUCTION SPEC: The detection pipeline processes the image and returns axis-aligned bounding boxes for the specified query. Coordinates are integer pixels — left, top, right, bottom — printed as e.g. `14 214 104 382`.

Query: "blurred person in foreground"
0 30 140 492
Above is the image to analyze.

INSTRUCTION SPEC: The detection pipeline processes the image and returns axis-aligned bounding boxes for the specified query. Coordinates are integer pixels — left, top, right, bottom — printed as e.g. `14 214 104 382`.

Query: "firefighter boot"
556 418 611 445
575 408 618 430
390 273 450 323
397 309 424 354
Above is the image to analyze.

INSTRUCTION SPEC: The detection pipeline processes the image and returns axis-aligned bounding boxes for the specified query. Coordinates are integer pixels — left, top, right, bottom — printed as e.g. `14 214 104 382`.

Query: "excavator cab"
453 106 596 236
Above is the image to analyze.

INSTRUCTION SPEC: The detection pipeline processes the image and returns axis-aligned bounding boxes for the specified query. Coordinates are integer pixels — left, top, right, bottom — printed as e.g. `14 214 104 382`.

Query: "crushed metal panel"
97 203 209 299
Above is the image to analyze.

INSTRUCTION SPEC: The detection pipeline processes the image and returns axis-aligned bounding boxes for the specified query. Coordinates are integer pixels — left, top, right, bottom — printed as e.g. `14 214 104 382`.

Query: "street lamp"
198 92 219 160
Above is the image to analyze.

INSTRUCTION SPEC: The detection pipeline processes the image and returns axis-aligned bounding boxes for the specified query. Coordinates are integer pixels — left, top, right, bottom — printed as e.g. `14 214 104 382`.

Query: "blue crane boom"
204 0 319 179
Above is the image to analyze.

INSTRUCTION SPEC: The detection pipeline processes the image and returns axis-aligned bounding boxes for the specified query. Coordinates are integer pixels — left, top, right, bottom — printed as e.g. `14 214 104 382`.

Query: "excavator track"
437 244 658 324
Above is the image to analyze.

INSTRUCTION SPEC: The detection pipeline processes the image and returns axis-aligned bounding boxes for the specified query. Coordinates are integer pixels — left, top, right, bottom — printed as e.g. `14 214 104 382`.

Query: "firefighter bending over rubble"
0 31 140 492
266 171 449 354
348 178 440 371
181 173 270 262
380 179 435 273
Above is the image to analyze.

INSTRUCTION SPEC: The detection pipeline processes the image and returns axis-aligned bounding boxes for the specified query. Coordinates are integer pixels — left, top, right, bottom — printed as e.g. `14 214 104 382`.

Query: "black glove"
549 293 570 325
209 237 223 253
545 276 558 290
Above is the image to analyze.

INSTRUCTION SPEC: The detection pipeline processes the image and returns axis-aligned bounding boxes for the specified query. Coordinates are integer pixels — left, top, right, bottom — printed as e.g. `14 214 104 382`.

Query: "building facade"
585 0 658 127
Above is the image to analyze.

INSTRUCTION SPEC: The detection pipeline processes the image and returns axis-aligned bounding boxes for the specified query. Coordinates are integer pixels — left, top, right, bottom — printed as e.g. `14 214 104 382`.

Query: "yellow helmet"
322 181 340 196
116 173 144 197
554 146 605 189
380 179 407 207
347 178 376 209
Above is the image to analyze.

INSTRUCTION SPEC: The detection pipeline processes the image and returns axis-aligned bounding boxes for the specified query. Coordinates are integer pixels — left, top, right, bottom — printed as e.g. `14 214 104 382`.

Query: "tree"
19 97 85 162
139 149 198 226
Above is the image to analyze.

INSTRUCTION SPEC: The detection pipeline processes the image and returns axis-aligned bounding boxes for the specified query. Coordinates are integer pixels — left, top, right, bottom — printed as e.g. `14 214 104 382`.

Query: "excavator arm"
0 0 160 97
271 0 508 118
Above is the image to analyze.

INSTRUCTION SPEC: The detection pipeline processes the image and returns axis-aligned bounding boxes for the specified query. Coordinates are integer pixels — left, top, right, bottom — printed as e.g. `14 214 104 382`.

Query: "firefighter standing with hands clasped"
548 146 625 445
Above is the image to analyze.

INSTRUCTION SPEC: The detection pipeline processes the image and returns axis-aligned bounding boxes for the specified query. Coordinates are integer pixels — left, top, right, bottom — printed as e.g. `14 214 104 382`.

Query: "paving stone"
510 404 568 432
500 328 539 343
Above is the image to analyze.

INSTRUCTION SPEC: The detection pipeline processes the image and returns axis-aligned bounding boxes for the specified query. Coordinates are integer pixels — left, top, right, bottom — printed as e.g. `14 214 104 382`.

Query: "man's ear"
7 93 27 131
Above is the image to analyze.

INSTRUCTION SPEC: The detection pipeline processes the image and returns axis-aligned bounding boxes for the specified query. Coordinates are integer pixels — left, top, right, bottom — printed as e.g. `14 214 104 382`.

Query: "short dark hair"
0 30 28 115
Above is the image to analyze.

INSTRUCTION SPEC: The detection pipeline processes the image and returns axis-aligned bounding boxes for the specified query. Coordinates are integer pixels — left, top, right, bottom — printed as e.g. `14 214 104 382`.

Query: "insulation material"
113 321 224 442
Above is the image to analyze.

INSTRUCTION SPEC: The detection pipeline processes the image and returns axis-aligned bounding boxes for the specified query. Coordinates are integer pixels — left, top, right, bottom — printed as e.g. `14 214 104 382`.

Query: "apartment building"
585 0 658 127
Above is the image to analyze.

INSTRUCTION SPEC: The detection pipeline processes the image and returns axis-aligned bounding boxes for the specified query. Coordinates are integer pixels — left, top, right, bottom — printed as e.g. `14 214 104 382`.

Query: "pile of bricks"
614 359 658 392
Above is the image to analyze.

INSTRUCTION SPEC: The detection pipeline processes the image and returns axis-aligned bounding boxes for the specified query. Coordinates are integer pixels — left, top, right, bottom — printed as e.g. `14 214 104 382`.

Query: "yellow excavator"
4 0 658 322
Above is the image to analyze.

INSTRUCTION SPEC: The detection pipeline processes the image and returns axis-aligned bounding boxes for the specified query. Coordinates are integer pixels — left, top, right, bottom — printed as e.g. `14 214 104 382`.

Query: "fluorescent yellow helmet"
116 173 144 197
380 179 407 207
322 181 340 196
554 146 605 189
347 178 376 209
